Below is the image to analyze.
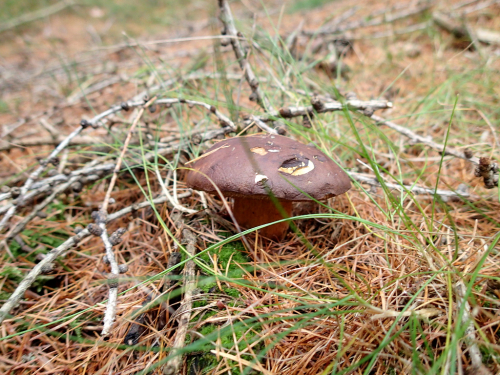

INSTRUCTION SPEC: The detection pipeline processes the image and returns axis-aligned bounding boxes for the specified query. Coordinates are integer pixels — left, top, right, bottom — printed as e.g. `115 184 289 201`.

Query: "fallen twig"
258 98 392 123
5 176 81 240
218 0 273 112
371 115 477 163
303 1 431 36
0 192 191 325
455 281 491 374
350 172 476 201
0 135 100 152
370 114 499 189
0 97 235 232
433 12 500 45
0 126 87 232
163 214 198 375
0 161 112 206
0 0 75 33
98 98 154 336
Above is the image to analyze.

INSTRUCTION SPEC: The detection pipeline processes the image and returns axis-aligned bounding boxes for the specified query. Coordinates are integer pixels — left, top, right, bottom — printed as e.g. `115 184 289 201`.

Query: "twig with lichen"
370 114 498 189
0 126 87 232
96 99 153 336
0 191 191 325
218 0 273 113
350 172 477 201
0 97 235 235
256 97 392 124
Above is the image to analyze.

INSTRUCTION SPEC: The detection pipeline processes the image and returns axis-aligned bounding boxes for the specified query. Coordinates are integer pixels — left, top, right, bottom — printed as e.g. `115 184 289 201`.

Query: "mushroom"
185 133 351 240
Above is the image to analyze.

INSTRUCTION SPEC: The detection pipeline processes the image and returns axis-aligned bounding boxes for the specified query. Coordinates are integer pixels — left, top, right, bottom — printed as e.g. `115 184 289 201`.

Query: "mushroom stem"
232 197 293 240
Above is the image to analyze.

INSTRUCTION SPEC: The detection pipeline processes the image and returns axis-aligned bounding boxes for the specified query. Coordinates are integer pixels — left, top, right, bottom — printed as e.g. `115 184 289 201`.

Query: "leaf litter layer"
0 0 500 374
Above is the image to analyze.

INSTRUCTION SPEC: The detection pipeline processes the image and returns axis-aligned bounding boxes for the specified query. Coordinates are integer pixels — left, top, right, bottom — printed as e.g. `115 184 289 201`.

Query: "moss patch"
197 239 250 296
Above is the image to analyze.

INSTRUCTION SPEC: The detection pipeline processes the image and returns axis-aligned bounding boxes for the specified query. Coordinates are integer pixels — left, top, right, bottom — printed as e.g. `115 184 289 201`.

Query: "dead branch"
258 98 392 123
251 116 279 135
98 219 123 336
0 126 87 232
360 22 430 40
455 281 492 374
303 1 431 36
163 214 198 375
370 114 499 189
66 76 123 105
5 176 80 240
314 8 358 36
371 115 477 162
155 98 235 130
433 12 500 45
0 192 191 325
350 172 477 201
0 0 75 34
218 0 274 112
0 160 112 207
458 0 500 14
98 99 155 336
0 97 235 232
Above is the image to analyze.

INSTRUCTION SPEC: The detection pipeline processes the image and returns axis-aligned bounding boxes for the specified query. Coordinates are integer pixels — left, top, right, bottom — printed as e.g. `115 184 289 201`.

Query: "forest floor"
0 0 500 374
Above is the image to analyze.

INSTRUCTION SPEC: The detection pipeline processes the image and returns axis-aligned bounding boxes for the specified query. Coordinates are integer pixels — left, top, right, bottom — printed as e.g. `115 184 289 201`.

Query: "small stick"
303 2 431 36
163 215 198 375
258 98 392 123
218 0 273 112
370 114 498 189
0 135 99 152
99 222 121 336
154 98 235 130
99 98 156 336
0 126 85 232
251 116 279 135
0 0 75 33
0 161 112 206
455 281 491 374
371 114 478 163
0 192 191 325
5 176 80 240
432 12 500 45
315 8 358 35
350 172 476 201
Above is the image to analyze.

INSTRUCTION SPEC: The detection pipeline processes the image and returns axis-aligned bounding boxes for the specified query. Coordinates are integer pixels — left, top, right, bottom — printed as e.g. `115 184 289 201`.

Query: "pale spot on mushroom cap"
255 174 268 184
279 159 315 176
251 147 267 155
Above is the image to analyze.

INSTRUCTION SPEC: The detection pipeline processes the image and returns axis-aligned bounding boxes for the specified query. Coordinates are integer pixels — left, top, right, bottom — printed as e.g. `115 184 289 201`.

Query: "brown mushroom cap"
186 133 351 201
